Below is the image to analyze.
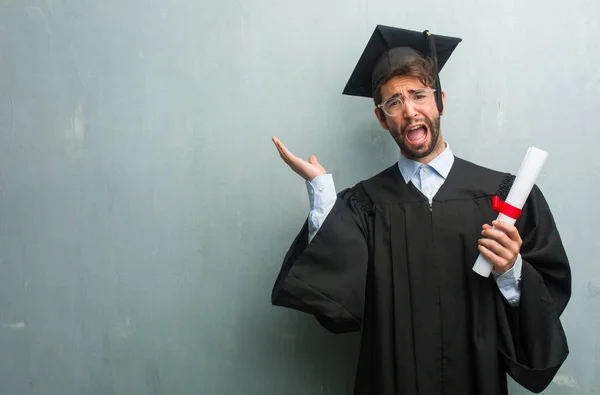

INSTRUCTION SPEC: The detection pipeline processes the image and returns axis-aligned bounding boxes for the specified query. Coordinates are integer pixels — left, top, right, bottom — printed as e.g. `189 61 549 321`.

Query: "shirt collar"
397 143 455 184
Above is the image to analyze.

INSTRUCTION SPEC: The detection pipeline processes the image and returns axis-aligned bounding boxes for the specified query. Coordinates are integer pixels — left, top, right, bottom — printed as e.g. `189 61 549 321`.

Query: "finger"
308 155 318 165
482 223 492 230
277 148 291 165
478 238 514 261
273 138 287 156
275 144 286 159
482 227 517 251
272 137 288 154
478 244 509 269
492 220 522 244
272 136 284 152
274 140 298 164
272 137 286 157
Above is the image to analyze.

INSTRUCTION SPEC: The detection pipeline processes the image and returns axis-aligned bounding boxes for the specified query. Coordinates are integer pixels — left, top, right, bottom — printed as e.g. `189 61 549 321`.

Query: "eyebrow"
383 89 426 102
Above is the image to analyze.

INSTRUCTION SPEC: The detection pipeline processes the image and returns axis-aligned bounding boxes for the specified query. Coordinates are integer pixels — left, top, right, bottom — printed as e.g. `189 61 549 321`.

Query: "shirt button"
319 186 324 192
422 167 428 173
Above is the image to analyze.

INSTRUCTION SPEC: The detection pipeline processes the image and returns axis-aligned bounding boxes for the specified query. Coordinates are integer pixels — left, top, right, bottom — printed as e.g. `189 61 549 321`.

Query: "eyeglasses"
377 89 436 116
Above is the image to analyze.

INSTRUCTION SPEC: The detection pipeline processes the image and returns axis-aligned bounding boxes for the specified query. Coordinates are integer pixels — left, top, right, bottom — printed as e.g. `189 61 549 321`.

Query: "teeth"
408 125 424 131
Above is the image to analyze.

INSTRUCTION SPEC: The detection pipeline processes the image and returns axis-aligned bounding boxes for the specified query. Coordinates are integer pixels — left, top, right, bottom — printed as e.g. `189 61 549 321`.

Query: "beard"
390 114 441 159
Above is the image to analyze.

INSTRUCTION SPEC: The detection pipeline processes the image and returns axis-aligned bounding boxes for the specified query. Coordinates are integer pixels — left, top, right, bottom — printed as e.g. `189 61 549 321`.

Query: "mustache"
405 118 432 127
403 118 433 132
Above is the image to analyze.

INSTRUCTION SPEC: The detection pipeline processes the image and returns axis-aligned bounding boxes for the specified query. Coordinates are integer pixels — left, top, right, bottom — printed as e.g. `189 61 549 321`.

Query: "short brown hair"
373 56 436 106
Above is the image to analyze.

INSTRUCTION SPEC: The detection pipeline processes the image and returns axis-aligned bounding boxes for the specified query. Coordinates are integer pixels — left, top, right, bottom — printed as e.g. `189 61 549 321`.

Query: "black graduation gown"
271 157 571 395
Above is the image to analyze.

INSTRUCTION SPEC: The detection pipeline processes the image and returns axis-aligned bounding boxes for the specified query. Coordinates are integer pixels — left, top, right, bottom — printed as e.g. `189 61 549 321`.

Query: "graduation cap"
342 25 462 113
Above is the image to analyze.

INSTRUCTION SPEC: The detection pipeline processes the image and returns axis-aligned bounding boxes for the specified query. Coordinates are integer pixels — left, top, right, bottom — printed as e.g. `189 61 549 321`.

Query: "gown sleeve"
495 184 572 393
271 185 373 334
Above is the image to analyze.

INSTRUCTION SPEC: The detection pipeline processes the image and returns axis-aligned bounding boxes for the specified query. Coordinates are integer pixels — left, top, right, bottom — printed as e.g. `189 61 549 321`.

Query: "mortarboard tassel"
423 30 444 114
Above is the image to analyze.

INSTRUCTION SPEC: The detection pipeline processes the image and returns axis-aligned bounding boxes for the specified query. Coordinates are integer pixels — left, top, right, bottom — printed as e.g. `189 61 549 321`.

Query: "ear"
374 107 389 130
440 90 446 114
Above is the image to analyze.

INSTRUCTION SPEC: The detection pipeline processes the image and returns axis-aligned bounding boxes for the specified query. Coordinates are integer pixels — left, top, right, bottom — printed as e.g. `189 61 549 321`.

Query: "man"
270 25 571 395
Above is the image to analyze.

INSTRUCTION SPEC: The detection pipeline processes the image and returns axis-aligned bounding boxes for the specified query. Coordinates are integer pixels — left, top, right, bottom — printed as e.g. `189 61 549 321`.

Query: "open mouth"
405 124 428 145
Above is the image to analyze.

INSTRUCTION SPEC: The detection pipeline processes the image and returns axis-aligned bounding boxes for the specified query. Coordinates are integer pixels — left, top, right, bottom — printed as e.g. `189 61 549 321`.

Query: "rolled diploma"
471 147 548 277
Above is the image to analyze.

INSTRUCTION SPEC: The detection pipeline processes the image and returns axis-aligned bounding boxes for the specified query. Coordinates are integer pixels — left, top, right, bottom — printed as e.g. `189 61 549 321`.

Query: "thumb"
308 155 319 165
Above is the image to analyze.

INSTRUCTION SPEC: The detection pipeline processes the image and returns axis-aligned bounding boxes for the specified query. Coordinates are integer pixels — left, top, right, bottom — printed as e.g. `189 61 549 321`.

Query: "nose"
402 101 419 119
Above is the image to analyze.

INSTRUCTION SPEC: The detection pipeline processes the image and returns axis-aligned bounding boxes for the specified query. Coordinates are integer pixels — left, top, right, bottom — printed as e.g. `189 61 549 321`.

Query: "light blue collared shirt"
397 143 455 203
305 145 522 305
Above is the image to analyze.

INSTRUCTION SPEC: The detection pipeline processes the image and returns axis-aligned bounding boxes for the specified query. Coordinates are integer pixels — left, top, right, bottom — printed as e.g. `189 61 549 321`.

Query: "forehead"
380 76 429 97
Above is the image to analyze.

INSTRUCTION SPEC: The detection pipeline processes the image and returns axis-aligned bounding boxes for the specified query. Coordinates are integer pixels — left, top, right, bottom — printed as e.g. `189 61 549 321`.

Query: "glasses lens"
411 91 433 106
383 99 403 115
381 90 435 116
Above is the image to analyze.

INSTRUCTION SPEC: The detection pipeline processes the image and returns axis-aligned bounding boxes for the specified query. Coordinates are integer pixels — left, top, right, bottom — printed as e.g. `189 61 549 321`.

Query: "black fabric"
271 157 571 395
496 174 516 200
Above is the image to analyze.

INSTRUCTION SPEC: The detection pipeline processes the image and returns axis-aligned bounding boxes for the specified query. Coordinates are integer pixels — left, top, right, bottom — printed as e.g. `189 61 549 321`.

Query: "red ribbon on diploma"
491 196 522 220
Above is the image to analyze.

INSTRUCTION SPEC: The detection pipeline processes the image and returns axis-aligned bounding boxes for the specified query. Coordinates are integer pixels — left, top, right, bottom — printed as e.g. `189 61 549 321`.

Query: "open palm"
272 137 326 181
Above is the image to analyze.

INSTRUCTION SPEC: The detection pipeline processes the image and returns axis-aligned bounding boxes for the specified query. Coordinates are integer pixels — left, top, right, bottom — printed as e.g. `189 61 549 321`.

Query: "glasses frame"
376 89 437 117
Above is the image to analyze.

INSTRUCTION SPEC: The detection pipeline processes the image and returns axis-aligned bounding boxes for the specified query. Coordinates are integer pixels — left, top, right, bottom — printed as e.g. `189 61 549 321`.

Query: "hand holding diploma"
472 147 549 277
